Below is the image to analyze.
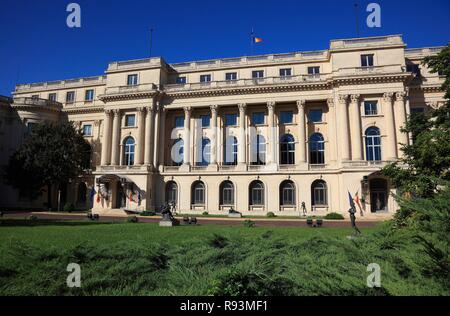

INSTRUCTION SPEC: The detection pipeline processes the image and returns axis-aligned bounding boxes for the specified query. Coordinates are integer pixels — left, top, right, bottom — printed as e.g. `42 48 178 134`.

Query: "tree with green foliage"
4 121 91 210
382 44 450 197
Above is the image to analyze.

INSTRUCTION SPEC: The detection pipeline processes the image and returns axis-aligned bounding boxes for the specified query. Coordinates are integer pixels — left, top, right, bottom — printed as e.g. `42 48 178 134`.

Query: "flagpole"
250 27 254 56
150 27 154 57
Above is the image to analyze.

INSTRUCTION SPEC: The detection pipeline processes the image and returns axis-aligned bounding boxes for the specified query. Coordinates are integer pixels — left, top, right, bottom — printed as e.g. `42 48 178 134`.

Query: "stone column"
338 95 351 161
136 107 145 165
383 92 397 161
158 107 167 169
100 110 112 165
395 91 408 157
210 105 218 165
144 105 154 167
110 109 121 165
349 94 363 160
238 103 247 166
267 101 276 165
327 97 338 164
296 100 306 164
183 106 191 166
153 102 160 168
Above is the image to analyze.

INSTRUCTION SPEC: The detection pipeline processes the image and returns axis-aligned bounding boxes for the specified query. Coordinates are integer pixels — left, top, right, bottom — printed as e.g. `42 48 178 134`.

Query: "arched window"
165 181 178 205
123 137 135 166
77 182 87 204
220 181 234 205
224 136 238 165
251 134 266 165
280 134 295 165
192 181 205 205
249 180 264 206
311 180 327 206
280 180 295 206
365 127 382 161
309 133 325 165
197 138 210 166
172 138 184 166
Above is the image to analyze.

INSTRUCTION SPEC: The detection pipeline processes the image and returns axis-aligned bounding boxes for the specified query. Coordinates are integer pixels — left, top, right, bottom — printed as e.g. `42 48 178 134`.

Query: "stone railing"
330 35 404 50
342 161 387 168
12 97 62 109
333 64 406 76
15 76 107 92
107 57 164 71
103 83 158 96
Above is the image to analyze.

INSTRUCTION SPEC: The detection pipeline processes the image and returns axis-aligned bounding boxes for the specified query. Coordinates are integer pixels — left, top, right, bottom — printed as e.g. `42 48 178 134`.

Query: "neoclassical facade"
0 35 445 217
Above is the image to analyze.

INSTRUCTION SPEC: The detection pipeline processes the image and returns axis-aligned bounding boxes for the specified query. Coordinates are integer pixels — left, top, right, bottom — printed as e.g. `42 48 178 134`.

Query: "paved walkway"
1 211 383 228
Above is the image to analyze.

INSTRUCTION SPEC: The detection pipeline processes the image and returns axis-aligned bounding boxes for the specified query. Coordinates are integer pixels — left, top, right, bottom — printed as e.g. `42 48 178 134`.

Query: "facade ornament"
210 104 218 115
238 103 246 112
267 101 276 111
105 109 112 115
137 106 145 113
338 94 349 104
395 91 406 102
429 101 439 109
326 98 334 108
183 106 192 116
94 120 100 126
350 94 360 103
296 100 306 109
383 92 394 102
113 109 121 116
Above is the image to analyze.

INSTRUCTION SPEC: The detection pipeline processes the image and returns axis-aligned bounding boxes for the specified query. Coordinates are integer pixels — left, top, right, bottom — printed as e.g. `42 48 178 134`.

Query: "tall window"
66 91 75 103
308 66 320 75
200 115 210 128
311 180 327 206
407 64 421 77
200 74 211 83
175 116 184 128
172 138 184 166
365 127 382 161
220 181 234 205
280 134 295 165
85 89 94 101
249 181 264 206
251 134 266 165
176 77 186 84
197 138 210 166
252 112 265 125
225 113 237 126
225 72 237 81
192 181 205 205
252 70 264 78
280 180 295 206
165 181 178 205
123 137 135 166
224 136 238 165
364 101 378 116
308 109 323 123
125 114 136 127
279 68 292 77
127 74 138 86
361 54 374 67
309 133 325 164
82 124 92 136
48 93 57 102
280 111 293 124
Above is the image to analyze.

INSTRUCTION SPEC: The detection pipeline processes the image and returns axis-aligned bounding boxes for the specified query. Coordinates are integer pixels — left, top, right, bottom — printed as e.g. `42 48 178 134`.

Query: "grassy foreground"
0 219 447 295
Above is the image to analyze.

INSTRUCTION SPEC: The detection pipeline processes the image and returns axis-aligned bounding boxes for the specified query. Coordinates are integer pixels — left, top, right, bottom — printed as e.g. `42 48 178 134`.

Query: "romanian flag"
253 36 263 43
354 191 364 216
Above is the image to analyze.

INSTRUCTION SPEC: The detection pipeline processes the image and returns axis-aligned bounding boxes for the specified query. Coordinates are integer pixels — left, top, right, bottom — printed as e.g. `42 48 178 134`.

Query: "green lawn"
0 219 447 296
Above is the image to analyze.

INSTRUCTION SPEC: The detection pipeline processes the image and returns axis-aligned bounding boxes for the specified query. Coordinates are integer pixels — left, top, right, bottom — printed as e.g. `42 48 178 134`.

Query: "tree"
4 121 91 210
382 44 450 197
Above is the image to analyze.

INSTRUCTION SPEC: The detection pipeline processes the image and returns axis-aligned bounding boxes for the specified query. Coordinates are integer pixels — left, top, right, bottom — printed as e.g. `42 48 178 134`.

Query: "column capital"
210 104 219 115
183 106 192 115
105 109 112 115
137 106 145 113
395 91 406 102
113 109 121 116
238 103 246 112
326 98 334 108
94 120 101 126
146 105 154 113
350 94 360 103
267 101 276 111
383 92 394 102
296 100 306 109
338 94 349 104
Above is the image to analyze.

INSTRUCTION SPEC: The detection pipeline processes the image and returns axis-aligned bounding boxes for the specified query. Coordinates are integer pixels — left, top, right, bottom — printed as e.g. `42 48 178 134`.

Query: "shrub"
324 212 345 220
243 220 255 228
266 212 276 218
126 216 138 223
63 202 75 213
140 210 156 216
202 211 209 216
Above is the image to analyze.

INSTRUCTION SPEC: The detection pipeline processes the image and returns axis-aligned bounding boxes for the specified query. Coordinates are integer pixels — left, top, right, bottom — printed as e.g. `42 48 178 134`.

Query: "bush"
324 212 345 220
202 211 209 216
140 210 156 216
243 220 255 228
266 212 276 218
63 202 75 213
126 216 138 223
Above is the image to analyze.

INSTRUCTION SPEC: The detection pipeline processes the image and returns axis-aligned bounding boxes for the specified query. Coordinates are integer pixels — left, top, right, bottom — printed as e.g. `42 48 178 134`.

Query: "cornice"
11 104 62 114
63 106 105 114
98 91 159 102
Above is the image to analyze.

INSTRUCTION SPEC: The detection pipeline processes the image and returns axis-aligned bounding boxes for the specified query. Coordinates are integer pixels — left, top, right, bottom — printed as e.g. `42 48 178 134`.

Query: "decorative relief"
338 94 349 104
326 98 334 108
350 94 360 103
395 91 406 102
238 103 246 112
383 92 394 102
296 100 306 109
267 101 276 111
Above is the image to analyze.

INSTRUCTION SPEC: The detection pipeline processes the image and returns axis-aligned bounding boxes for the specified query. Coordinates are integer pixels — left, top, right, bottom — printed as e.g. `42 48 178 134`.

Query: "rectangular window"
125 114 136 127
66 91 75 103
175 116 184 128
200 115 210 128
309 109 323 123
82 124 92 136
308 66 320 75
280 111 293 124
361 54 374 67
252 112 265 125
225 114 237 126
364 101 378 116
85 89 94 101
127 74 138 86
411 107 425 114
200 74 211 83
252 70 264 78
48 93 57 102
279 68 292 77
176 76 186 84
31 95 39 99
225 72 237 81
406 64 421 77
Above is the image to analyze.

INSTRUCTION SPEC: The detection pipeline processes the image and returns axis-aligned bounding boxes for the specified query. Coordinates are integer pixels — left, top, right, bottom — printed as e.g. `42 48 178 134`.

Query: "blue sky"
0 0 449 96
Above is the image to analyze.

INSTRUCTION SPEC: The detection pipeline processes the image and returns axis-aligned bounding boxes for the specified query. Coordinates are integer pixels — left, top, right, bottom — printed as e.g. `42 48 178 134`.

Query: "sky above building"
0 0 449 96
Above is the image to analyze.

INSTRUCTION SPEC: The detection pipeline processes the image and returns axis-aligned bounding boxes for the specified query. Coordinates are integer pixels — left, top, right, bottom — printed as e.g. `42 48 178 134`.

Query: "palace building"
0 35 445 218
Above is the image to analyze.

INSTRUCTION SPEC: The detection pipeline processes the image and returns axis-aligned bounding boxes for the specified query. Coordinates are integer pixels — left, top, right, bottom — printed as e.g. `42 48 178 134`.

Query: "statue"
301 202 307 216
161 202 175 222
348 207 361 235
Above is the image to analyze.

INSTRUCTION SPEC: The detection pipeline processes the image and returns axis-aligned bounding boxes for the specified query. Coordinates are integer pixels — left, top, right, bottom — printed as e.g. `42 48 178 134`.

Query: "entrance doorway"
115 181 125 209
369 179 388 212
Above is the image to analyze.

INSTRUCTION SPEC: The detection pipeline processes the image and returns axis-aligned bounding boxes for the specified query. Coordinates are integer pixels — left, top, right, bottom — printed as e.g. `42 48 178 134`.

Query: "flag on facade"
90 187 96 202
129 191 133 203
96 191 101 203
253 36 263 43
354 190 364 216
348 191 355 209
